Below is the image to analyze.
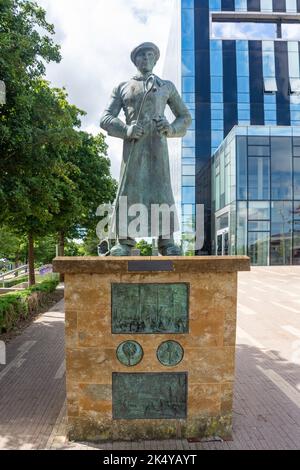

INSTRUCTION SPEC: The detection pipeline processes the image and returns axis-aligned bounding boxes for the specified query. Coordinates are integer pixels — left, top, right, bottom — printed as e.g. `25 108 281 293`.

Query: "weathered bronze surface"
116 341 143 367
157 340 184 367
112 283 189 333
112 372 187 419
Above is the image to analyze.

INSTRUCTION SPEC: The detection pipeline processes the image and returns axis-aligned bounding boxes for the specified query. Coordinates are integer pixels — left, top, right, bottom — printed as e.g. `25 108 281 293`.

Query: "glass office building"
169 0 300 264
212 125 300 265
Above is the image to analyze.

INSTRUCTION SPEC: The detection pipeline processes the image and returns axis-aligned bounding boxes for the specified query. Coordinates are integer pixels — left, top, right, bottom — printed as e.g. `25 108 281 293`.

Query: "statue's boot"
158 237 182 256
110 238 135 256
110 243 132 256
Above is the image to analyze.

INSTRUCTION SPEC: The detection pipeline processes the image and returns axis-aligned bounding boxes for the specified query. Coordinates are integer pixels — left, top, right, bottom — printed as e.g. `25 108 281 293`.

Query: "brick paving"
0 267 300 450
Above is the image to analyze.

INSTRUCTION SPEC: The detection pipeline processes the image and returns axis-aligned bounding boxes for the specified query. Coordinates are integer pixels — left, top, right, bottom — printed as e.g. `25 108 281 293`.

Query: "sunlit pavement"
0 267 300 450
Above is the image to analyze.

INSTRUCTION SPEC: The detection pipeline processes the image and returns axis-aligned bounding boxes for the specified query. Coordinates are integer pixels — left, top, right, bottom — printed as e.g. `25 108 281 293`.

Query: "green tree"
0 1 62 284
135 239 152 256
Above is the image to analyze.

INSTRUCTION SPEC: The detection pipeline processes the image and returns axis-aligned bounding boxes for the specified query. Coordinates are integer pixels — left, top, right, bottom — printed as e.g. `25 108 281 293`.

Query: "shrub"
0 277 59 333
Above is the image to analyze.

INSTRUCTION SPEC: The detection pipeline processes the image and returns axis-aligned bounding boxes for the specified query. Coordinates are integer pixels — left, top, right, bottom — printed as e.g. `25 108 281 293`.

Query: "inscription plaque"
112 372 187 419
157 341 184 367
116 341 143 367
112 283 189 334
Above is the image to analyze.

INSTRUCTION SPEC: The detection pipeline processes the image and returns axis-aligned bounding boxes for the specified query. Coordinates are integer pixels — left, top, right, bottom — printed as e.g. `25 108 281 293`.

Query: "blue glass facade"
179 0 300 263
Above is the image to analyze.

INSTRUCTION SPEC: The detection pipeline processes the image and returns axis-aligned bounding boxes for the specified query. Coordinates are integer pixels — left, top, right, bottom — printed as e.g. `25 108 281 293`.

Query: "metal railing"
0 265 28 287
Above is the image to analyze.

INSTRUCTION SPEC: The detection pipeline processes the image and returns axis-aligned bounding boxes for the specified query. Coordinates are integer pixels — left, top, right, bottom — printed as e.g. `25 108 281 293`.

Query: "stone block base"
53 256 250 442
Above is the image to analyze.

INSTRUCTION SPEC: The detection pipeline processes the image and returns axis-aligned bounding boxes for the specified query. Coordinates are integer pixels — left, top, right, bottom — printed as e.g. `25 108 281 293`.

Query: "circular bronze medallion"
157 340 184 366
116 340 143 367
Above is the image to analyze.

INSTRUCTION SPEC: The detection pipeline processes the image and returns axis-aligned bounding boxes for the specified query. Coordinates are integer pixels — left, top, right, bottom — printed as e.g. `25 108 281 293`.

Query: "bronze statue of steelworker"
100 42 192 256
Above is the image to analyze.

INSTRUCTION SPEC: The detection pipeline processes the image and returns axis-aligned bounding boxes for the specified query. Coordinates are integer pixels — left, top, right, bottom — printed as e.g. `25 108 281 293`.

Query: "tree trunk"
28 232 35 286
14 254 19 278
58 231 65 282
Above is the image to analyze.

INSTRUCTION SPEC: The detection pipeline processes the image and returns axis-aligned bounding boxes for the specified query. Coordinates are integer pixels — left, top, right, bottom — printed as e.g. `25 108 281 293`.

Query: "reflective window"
212 22 277 40
248 136 269 146
248 221 270 231
211 93 223 103
235 0 247 11
290 78 300 94
182 9 195 51
260 0 273 11
237 136 247 200
182 187 195 204
182 51 195 76
183 93 195 103
248 232 269 266
182 130 195 147
211 76 223 93
212 131 224 149
182 165 195 176
271 137 293 200
212 120 224 131
236 49 249 77
237 76 249 93
182 204 195 215
182 0 194 8
294 158 300 199
182 77 195 93
238 93 250 103
182 176 195 186
209 0 221 10
271 201 292 265
182 148 195 158
248 145 270 156
264 78 277 93
248 157 270 200
286 0 297 12
212 109 224 120
282 24 300 40
293 227 300 264
210 48 223 76
237 201 247 255
248 201 270 220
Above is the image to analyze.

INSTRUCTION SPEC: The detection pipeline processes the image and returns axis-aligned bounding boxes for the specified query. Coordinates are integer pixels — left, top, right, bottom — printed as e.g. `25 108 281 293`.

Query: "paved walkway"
0 267 300 450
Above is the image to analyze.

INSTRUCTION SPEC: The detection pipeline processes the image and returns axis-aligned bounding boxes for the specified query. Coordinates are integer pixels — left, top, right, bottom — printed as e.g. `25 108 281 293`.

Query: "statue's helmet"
130 42 160 65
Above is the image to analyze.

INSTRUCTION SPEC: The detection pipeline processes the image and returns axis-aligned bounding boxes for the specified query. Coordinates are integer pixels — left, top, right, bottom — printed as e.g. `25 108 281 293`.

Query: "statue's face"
135 48 156 74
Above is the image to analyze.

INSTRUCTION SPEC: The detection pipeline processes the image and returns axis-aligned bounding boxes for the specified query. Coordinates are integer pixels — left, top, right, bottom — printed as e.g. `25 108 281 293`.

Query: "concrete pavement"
0 267 299 450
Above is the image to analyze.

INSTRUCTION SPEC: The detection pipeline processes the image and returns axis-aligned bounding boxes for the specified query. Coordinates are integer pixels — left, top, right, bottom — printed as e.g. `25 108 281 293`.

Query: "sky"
36 0 175 179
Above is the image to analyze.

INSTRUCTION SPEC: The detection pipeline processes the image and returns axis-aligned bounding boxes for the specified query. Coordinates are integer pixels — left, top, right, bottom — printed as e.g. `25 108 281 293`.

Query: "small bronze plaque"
116 341 143 367
128 260 173 272
112 283 189 334
157 341 184 367
112 372 187 419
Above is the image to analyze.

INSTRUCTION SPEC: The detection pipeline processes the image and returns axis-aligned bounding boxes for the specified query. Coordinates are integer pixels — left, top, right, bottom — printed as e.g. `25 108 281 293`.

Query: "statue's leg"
158 236 182 256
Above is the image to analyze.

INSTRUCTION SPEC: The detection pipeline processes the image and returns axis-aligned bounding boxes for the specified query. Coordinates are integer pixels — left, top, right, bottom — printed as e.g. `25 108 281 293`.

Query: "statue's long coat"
100 74 191 239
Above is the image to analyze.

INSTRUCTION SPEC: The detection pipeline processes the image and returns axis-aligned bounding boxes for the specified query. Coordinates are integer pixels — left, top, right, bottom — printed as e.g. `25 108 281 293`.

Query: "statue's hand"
156 117 172 136
126 123 144 140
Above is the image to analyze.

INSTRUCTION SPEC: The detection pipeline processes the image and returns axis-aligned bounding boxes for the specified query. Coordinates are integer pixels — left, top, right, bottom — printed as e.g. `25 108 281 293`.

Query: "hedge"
0 278 59 333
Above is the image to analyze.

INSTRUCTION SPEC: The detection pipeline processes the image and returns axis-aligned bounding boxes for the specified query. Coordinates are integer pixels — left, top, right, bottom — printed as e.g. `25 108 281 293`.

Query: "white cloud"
36 0 175 178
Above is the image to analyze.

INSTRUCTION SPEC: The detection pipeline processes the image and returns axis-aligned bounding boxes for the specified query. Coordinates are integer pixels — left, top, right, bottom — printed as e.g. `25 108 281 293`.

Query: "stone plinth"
53 256 250 442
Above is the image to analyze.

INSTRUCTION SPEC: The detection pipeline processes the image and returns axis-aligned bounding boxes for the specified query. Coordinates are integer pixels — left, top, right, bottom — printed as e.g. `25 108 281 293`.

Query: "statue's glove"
155 117 173 136
126 122 144 140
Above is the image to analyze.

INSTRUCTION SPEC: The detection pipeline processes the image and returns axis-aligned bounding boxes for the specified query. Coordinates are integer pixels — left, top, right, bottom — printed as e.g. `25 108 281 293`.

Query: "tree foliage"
0 1 117 284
